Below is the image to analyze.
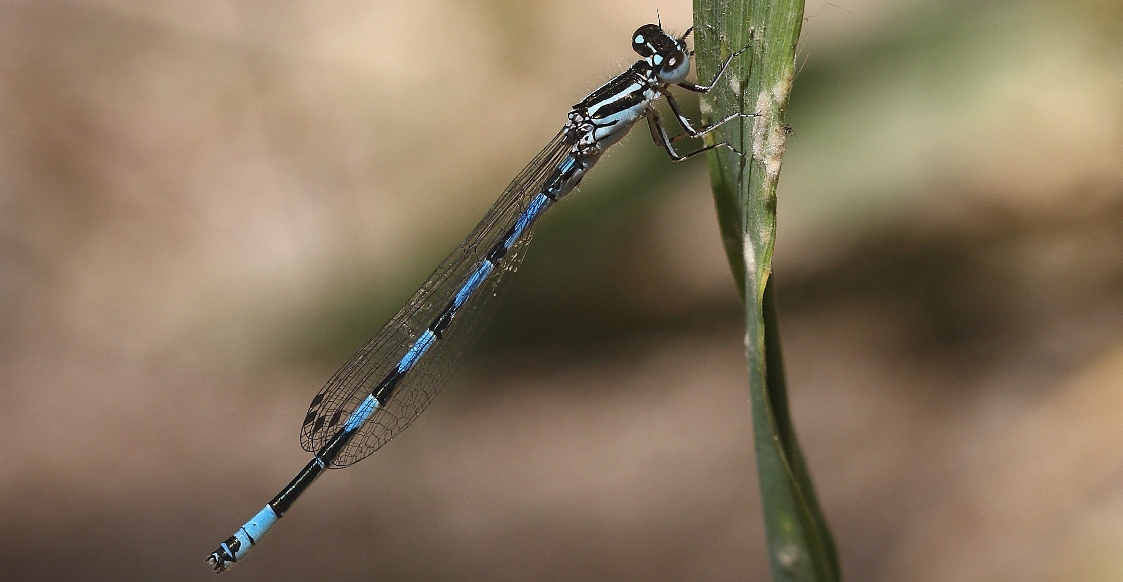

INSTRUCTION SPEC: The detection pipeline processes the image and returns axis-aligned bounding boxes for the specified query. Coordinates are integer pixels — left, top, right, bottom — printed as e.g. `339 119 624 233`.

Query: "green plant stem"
691 0 841 580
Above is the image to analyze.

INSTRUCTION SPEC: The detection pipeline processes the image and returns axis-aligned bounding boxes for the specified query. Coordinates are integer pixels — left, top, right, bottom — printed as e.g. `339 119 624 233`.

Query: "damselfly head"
631 24 691 84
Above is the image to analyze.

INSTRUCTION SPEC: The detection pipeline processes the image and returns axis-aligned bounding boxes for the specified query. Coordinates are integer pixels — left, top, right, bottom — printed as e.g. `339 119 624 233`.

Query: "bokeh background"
2 0 1123 580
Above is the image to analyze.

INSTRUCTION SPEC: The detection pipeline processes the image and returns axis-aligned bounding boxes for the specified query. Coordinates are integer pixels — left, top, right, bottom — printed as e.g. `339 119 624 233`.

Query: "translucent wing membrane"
300 129 574 468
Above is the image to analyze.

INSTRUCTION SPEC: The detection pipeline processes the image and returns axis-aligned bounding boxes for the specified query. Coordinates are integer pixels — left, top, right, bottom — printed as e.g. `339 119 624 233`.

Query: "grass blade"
691 0 841 580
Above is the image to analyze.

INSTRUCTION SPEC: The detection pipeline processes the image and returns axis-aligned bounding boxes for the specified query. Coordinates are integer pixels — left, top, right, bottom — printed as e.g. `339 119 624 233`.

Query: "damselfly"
207 22 750 573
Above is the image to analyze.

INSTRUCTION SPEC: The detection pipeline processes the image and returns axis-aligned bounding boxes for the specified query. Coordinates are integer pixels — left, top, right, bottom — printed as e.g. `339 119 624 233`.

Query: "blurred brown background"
2 0 1123 580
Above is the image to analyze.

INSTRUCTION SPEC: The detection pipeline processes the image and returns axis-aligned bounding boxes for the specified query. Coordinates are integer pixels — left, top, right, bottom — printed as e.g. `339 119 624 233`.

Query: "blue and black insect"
207 22 750 573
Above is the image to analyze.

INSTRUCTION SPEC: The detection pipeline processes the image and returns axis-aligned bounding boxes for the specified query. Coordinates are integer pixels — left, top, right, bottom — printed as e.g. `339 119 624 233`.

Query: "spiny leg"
658 34 757 142
646 108 738 162
661 89 755 141
676 35 753 94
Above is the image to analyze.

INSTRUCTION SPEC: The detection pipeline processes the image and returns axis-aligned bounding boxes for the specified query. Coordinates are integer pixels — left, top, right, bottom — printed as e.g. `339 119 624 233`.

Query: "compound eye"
660 51 685 74
631 24 661 57
656 49 690 83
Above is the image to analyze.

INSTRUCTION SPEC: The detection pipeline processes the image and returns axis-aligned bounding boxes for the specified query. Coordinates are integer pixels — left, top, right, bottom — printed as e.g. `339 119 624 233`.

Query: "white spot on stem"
742 232 757 286
751 73 794 189
728 73 742 97
777 544 802 571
